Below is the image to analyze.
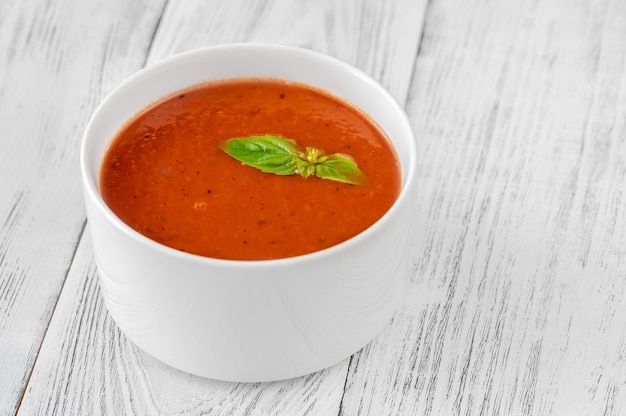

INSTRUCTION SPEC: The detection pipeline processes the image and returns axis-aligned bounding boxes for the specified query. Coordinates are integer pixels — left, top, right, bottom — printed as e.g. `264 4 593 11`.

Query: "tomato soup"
99 79 401 260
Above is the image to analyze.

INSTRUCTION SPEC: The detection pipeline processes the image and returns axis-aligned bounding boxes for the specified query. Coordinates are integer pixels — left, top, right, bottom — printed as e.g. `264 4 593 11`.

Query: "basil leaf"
295 159 316 179
219 135 367 185
218 135 301 175
315 154 367 185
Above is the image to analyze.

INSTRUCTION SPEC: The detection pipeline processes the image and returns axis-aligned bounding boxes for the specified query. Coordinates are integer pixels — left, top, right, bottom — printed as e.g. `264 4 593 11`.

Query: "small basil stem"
304 147 325 164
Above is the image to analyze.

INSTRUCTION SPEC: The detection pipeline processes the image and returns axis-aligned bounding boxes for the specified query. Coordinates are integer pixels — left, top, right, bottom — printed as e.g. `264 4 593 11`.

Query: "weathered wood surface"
0 1 166 415
3 0 425 415
2 0 626 414
340 0 626 415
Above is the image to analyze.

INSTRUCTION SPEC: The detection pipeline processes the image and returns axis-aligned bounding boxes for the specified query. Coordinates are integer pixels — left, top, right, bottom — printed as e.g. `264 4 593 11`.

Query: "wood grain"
15 0 425 415
148 0 426 102
0 0 166 414
7 0 625 414
339 0 626 415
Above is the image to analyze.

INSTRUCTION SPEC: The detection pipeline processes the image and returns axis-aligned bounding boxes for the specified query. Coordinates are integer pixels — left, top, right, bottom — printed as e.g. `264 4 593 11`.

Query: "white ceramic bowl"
81 43 418 382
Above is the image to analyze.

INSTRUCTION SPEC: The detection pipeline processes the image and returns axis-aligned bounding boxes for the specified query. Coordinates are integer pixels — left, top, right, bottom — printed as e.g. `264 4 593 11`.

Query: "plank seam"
337 355 354 415
142 0 171 68
404 0 433 108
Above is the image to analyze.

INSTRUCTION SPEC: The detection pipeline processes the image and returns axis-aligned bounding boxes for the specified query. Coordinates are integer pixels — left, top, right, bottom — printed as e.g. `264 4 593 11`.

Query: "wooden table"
2 0 625 414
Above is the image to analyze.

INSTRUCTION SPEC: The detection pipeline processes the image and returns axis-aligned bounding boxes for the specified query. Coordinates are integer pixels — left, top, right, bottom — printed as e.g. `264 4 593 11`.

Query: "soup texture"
100 79 401 260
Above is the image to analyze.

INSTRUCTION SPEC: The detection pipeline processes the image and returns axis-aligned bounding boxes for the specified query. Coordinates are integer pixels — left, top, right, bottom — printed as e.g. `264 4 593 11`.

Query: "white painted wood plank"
0 0 165 415
17 0 426 414
148 0 426 103
339 0 626 414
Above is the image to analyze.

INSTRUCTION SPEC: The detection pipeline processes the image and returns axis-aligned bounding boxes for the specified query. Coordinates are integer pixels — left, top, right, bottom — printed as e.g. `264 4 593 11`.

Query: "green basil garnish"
219 135 366 185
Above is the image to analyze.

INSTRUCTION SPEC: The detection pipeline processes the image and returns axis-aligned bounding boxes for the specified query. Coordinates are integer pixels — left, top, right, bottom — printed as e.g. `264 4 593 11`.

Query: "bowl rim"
80 42 418 268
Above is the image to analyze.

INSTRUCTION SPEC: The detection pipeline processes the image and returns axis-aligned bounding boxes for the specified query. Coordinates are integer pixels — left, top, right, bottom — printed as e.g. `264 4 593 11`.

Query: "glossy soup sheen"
100 78 401 260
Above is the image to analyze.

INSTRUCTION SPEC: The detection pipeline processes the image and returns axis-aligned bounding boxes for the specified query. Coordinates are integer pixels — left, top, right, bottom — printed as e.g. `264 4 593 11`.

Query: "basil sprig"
218 135 366 185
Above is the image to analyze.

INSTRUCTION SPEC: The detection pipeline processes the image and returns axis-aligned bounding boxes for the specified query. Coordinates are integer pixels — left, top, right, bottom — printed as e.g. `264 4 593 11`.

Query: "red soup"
99 78 401 260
